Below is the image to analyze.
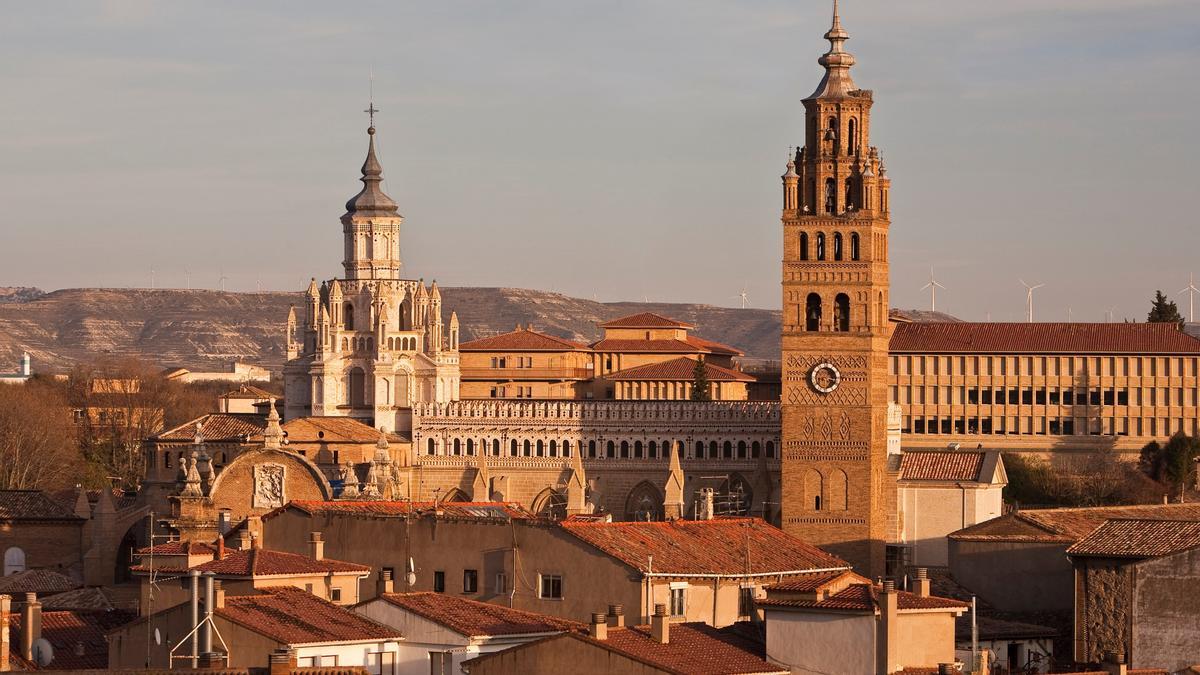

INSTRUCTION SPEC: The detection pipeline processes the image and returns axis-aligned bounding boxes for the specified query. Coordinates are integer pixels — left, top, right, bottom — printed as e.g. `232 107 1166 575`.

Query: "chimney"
269 648 297 675
20 593 40 663
378 568 395 596
214 581 226 610
1 594 11 672
607 604 625 628
309 532 324 560
876 581 898 675
589 612 608 641
215 536 226 561
651 604 669 644
237 529 252 551
251 532 262 550
914 568 930 598
217 510 231 535
198 652 228 668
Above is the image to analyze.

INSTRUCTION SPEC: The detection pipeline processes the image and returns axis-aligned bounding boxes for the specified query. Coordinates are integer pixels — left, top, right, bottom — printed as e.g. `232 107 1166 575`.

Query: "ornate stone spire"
181 451 203 497
339 461 361 499
263 399 283 450
344 124 400 217
663 441 685 520
810 0 858 99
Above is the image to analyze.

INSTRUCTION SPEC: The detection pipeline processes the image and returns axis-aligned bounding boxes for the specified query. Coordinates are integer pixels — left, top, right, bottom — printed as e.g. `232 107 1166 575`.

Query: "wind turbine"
1019 279 1044 323
737 286 750 309
1106 306 1118 323
1179 273 1199 323
920 267 946 312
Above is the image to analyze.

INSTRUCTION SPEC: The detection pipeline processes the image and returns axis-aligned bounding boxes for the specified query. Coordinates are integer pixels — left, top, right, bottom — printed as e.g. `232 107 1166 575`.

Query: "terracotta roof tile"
0 569 79 595
0 490 84 521
600 313 695 329
889 322 1200 354
277 500 536 521
192 548 369 577
220 384 277 399
559 518 848 576
376 592 579 637
8 609 133 670
604 357 755 382
459 329 589 352
136 541 217 556
281 417 405 444
950 503 1200 543
899 451 985 482
1067 518 1200 558
685 336 743 356
154 413 267 442
39 587 119 612
588 622 785 675
218 587 402 645
758 584 968 613
765 570 858 592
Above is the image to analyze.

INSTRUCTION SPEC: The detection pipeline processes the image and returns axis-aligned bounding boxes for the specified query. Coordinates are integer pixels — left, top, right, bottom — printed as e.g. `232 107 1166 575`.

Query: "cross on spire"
364 102 379 129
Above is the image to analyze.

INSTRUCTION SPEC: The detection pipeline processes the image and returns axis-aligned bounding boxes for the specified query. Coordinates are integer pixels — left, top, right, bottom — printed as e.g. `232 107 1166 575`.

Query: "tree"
1147 290 1184 325
690 357 711 401
1162 432 1200 501
0 379 82 490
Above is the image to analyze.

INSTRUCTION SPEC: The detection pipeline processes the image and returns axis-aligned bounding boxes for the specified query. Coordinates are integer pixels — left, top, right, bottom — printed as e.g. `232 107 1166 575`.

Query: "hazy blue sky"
1 1 1198 321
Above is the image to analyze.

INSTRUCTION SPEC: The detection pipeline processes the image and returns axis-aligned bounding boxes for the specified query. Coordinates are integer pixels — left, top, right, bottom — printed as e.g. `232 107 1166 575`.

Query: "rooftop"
0 490 84 521
604 356 754 382
281 417 406 444
219 587 402 645
136 540 217 556
600 313 695 329
154 413 267 443
898 450 1003 483
949 503 1200 544
9 609 134 670
189 548 369 577
758 583 968 614
459 329 589 352
373 592 579 638
589 337 742 356
0 568 79 595
559 518 848 576
889 321 1200 355
219 384 277 399
1067 518 1200 558
271 500 537 522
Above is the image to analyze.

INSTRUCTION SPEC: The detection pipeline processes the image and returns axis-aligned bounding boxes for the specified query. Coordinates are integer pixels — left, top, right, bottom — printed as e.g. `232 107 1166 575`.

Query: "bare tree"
0 378 80 490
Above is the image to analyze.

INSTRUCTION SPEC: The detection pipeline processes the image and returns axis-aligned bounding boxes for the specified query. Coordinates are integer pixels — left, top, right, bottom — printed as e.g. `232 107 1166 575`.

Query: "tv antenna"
921 266 946 312
1019 279 1044 323
1179 273 1198 323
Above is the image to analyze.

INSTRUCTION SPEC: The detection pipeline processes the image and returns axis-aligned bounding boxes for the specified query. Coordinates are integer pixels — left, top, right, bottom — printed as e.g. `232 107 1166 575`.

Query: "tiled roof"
590 623 785 675
459 329 589 352
758 584 969 613
281 417 405 444
218 586 402 645
40 587 119 612
277 500 536 521
0 490 84 521
191 548 369 577
899 451 984 482
9 609 133 670
220 384 277 399
685 336 744 356
1067 518 1200 558
136 540 217 556
376 592 579 637
154 413 266 442
949 503 1200 543
590 336 743 356
0 568 79 595
559 518 848 576
765 570 858 593
600 313 695 329
889 322 1200 354
604 357 755 382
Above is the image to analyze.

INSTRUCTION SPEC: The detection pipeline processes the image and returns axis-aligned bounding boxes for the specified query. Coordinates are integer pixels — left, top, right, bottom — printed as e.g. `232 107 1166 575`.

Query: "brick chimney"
875 581 898 675
590 612 608 641
651 603 669 644
214 581 226 610
1 594 11 672
20 593 41 663
607 604 625 628
215 536 226 561
378 568 394 596
913 568 930 598
237 529 252 551
269 648 297 675
198 652 228 668
309 532 324 561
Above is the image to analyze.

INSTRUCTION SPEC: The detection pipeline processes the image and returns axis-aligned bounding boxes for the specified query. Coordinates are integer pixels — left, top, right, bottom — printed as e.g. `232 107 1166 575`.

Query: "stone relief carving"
253 463 286 509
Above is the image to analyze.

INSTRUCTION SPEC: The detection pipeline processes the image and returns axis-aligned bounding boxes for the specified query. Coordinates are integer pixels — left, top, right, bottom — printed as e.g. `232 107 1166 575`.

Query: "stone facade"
779 6 895 577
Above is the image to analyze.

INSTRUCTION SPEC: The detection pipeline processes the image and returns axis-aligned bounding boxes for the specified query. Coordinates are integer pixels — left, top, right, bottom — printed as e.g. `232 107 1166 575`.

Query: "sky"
1 0 1198 322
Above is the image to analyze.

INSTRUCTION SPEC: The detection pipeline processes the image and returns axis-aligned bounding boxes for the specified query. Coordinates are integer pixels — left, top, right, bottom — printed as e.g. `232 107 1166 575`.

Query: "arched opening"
466 439 475 456
695 441 705 459
848 118 858 154
804 469 824 511
343 303 354 330
549 440 558 457
443 488 470 503
620 441 630 458
562 440 571 457
452 439 461 455
523 440 532 456
827 116 839 154
824 178 836 213
806 293 823 332
816 233 826 260
737 441 747 458
492 439 501 456
589 440 597 458
833 233 844 261
510 439 518 456
829 469 849 511
799 232 809 261
531 489 567 520
845 178 855 210
607 441 616 458
751 441 761 458
634 441 643 459
536 440 544 457
834 293 851 332
850 233 860 261
648 441 657 458
427 438 436 455
625 482 664 522
349 367 366 407
722 441 732 459
766 441 775 458
4 547 26 576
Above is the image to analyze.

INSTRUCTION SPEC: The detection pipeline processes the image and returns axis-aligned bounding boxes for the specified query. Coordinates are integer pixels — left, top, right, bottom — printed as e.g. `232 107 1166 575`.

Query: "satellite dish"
31 638 54 667
154 628 162 646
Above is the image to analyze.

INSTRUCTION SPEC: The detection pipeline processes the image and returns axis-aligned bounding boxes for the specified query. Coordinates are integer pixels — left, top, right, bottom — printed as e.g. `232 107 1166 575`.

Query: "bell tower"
780 0 893 577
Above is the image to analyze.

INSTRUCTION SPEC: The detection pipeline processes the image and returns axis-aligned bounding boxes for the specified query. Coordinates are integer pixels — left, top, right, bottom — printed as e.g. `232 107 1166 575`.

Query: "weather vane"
365 67 378 128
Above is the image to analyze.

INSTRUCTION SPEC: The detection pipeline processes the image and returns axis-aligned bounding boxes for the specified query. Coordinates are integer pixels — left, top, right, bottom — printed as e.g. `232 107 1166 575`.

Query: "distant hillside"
0 286 961 373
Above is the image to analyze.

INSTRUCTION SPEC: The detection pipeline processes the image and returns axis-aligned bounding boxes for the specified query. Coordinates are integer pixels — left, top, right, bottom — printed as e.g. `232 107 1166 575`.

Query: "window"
304 583 314 593
434 571 446 593
494 572 508 595
816 232 827 259
805 293 822 332
539 574 562 599
850 233 860 260
4 547 26 576
799 232 809 260
463 569 478 593
833 233 843 260
669 584 687 617
330 588 342 602
834 294 850 332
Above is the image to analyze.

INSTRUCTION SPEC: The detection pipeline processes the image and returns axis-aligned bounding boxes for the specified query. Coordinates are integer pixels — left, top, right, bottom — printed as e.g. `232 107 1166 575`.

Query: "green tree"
690 357 711 401
1147 290 1184 324
1162 432 1200 501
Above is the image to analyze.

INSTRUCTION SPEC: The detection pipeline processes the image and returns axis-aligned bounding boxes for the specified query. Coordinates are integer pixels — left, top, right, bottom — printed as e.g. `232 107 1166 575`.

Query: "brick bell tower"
780 0 893 577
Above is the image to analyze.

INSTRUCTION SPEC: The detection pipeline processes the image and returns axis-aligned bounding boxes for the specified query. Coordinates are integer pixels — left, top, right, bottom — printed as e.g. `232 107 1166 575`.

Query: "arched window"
737 441 747 458
833 233 843 261
523 440 532 456
344 303 354 331
536 440 544 456
824 178 836 213
607 441 616 458
648 441 658 459
847 118 857 154
799 232 809 261
163 451 172 469
452 438 461 455
827 116 839 154
427 438 436 455
835 293 851 332
620 441 630 458
349 367 366 407
751 441 761 458
709 441 718 458
492 439 501 456
366 337 374 352
635 441 644 458
845 178 854 210
816 233 826 260
549 440 558 457
589 440 597 458
829 469 849 511
4 547 26 576
766 441 775 458
806 293 823 332
510 439 519 456
562 440 571 457
804 469 824 511
850 233 860 261
723 441 732 458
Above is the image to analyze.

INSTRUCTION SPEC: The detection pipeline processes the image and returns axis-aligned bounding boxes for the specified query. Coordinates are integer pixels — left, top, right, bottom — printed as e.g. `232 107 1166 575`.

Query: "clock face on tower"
809 362 842 394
